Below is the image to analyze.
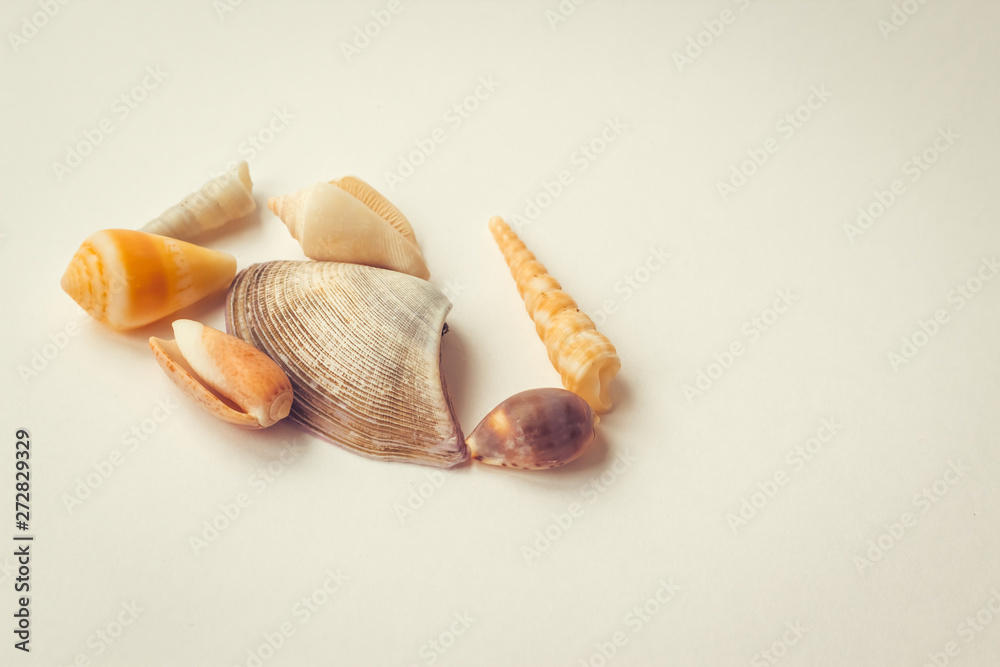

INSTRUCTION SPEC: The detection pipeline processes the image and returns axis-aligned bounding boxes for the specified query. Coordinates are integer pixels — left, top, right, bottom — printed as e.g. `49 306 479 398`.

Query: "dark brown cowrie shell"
466 388 596 470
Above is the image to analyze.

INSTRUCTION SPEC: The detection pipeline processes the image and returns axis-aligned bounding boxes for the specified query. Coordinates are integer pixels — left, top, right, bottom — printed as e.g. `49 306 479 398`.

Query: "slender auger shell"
60 229 237 330
467 388 596 470
139 161 256 240
225 261 466 467
149 319 293 429
267 178 430 279
488 216 621 413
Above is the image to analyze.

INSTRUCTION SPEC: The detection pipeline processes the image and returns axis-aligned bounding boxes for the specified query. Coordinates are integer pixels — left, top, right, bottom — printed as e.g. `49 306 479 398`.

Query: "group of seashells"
60 162 620 470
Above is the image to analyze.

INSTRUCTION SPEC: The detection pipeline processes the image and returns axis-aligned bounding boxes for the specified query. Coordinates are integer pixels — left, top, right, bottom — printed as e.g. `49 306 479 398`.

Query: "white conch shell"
139 161 256 240
226 261 465 467
60 229 237 330
488 216 620 413
149 320 293 429
267 177 430 279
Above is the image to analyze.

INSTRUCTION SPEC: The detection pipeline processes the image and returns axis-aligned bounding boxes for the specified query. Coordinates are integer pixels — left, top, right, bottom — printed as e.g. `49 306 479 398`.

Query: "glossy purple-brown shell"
466 388 596 470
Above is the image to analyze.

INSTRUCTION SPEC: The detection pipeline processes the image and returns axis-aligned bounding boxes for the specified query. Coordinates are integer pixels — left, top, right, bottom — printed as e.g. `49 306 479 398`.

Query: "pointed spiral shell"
139 161 256 240
488 216 620 413
267 177 429 279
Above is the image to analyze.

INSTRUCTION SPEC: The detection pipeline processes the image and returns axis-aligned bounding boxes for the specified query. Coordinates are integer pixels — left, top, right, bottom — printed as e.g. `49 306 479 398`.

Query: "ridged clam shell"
267 177 430 279
226 261 465 467
488 217 620 413
140 161 256 240
60 229 237 330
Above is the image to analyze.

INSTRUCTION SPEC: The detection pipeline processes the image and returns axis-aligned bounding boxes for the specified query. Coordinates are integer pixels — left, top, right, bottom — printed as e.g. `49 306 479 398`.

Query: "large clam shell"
226 261 466 467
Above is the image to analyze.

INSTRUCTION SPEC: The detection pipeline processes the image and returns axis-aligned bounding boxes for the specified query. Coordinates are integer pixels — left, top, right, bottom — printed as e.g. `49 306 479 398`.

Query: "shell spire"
140 161 256 240
488 216 620 413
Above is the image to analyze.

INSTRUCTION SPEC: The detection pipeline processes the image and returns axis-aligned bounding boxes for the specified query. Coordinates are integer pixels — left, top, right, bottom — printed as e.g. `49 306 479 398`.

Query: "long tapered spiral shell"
60 229 237 330
267 177 430 279
488 216 620 413
139 161 256 240
226 261 465 467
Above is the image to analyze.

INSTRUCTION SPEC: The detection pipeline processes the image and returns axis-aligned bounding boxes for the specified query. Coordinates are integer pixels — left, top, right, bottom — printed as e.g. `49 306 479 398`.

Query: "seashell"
267 177 430 279
466 388 596 470
139 161 256 240
331 176 421 249
60 229 237 330
488 216 620 413
226 260 465 467
149 319 293 429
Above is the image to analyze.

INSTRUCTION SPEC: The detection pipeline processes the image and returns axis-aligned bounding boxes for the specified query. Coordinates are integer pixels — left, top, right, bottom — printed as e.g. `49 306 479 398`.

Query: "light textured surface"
1 1 999 665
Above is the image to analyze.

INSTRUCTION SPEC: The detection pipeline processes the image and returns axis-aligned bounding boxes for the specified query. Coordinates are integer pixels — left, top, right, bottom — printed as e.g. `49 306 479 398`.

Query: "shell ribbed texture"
332 176 420 249
225 261 466 467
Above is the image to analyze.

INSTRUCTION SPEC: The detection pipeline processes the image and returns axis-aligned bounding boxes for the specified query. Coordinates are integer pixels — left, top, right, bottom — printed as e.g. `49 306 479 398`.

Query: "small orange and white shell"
488 216 620 413
149 320 293 429
139 161 256 240
267 176 430 279
60 229 237 330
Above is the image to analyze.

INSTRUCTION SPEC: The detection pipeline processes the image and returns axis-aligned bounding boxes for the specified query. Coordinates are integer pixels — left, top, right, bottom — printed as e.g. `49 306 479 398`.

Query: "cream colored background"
2 1 999 665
